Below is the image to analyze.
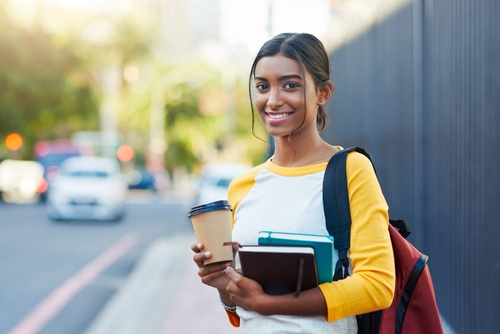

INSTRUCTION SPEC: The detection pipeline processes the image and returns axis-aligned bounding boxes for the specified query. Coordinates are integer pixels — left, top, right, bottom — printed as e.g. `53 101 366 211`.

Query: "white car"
0 159 45 203
46 156 127 221
193 162 252 206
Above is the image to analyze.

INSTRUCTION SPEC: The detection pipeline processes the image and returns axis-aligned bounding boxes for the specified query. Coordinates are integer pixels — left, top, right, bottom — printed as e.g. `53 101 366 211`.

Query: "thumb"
225 266 242 281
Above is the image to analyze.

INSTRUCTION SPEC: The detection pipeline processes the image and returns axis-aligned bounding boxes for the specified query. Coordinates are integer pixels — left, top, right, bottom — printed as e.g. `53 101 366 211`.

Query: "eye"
283 82 300 89
255 83 269 90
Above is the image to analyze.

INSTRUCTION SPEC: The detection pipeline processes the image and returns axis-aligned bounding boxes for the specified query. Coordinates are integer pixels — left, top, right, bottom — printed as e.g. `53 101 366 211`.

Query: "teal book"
258 231 335 284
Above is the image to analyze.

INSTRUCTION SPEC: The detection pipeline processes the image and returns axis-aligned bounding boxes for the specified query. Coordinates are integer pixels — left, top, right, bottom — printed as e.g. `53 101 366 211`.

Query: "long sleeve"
318 152 395 322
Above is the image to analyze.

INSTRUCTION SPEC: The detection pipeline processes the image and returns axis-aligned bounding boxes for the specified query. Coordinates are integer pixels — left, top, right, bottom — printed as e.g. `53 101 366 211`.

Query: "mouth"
265 111 294 120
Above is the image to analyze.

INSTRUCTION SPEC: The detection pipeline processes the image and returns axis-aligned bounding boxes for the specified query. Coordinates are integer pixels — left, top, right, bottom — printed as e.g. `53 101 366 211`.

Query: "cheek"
254 95 267 112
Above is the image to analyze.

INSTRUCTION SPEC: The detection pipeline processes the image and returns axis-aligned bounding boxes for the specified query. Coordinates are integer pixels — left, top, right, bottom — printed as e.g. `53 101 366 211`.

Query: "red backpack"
323 147 443 334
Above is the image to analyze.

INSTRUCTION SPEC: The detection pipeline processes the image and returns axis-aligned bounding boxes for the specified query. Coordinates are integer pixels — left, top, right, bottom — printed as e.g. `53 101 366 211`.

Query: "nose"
266 88 284 110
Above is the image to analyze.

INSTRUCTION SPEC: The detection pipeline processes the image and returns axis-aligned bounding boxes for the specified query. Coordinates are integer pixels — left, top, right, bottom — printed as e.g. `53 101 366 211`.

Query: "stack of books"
238 231 335 296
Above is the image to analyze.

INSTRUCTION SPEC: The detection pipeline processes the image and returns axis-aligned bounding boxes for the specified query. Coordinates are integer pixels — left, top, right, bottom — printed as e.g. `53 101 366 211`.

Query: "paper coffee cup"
188 200 233 265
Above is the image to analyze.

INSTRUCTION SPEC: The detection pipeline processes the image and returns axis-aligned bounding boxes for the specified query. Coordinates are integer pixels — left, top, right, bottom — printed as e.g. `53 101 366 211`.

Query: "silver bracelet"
219 295 237 312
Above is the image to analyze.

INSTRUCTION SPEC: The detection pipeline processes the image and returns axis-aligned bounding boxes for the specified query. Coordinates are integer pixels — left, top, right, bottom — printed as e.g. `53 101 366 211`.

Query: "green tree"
119 58 268 175
0 2 99 159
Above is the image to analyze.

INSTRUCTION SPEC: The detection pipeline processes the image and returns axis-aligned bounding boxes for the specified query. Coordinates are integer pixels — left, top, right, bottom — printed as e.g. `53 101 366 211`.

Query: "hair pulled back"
249 33 331 133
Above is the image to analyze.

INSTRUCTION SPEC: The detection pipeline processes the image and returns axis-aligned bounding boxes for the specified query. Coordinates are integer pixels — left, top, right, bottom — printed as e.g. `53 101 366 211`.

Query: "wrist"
219 294 237 313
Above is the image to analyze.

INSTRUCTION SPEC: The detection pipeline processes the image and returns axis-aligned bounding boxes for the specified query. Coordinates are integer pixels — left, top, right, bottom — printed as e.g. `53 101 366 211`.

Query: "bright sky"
220 0 332 55
11 0 333 57
10 0 411 60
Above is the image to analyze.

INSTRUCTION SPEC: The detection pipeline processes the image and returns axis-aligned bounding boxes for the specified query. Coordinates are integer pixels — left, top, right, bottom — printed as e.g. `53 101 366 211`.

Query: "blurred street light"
117 144 134 162
5 132 23 151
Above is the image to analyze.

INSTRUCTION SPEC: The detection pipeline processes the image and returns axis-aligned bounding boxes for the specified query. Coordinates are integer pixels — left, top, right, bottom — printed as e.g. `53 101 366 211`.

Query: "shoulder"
345 151 376 181
344 150 386 209
230 162 267 187
346 150 373 169
227 162 267 207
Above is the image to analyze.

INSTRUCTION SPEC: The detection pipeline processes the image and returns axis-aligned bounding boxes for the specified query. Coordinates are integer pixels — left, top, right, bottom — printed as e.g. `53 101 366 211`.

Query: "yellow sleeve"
318 152 395 322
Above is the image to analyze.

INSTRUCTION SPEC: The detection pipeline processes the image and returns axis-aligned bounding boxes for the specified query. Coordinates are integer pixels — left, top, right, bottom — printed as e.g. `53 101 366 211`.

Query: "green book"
258 231 335 284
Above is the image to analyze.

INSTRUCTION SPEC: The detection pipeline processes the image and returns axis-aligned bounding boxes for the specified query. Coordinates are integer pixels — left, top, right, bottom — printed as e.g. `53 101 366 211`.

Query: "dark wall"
322 1 500 332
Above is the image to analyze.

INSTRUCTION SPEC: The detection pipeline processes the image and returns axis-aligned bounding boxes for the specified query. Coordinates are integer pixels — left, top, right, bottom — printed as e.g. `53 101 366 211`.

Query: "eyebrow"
254 74 303 82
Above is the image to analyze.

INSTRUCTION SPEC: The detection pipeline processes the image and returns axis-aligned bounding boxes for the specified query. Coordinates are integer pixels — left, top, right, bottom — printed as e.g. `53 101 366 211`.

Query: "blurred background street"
0 189 239 334
1 0 499 333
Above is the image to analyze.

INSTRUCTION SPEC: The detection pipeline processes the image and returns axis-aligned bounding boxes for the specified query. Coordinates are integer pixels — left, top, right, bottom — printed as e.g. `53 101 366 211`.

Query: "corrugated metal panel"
323 0 500 332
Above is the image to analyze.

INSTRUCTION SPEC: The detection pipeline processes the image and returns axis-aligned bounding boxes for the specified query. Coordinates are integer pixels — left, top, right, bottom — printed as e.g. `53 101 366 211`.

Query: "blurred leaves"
0 1 267 170
0 3 99 157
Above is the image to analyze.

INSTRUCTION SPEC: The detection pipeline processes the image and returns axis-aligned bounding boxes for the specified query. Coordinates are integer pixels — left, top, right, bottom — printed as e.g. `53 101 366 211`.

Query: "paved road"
0 190 227 334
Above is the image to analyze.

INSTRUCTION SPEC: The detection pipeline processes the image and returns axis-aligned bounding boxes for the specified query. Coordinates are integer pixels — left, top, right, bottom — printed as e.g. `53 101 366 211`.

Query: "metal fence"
322 0 500 332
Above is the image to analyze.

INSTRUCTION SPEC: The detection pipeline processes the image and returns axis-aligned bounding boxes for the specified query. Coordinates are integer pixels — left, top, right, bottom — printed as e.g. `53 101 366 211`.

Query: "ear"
317 81 334 105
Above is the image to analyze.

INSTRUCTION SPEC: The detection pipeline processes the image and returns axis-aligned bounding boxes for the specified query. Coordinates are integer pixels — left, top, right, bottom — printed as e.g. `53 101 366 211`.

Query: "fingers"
225 266 242 282
191 242 204 253
198 261 228 276
199 264 227 282
192 242 211 269
193 250 212 268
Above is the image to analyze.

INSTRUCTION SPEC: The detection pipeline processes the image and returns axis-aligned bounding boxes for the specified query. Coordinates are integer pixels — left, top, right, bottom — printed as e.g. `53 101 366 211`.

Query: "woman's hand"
225 267 267 313
225 267 328 317
191 242 232 290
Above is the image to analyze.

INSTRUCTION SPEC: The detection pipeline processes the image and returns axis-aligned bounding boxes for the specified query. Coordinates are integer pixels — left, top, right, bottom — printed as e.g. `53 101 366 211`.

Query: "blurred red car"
34 140 81 200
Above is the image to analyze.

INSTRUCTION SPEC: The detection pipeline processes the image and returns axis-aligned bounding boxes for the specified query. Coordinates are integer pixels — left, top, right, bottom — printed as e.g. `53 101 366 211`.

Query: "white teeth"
267 113 291 119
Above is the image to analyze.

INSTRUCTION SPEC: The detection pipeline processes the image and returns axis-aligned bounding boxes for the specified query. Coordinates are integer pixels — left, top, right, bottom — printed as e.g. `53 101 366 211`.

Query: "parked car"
46 156 127 221
193 162 252 206
127 168 156 190
34 140 81 201
0 159 45 203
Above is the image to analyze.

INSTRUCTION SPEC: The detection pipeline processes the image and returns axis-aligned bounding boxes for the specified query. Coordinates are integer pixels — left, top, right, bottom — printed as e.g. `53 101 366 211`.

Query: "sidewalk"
84 231 458 334
85 233 239 334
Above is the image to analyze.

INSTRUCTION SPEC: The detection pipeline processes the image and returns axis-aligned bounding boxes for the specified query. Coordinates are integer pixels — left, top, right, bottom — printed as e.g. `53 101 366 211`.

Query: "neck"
271 132 336 167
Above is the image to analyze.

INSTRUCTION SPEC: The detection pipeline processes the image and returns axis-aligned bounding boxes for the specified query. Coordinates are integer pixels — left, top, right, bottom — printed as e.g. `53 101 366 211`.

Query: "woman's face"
253 54 322 139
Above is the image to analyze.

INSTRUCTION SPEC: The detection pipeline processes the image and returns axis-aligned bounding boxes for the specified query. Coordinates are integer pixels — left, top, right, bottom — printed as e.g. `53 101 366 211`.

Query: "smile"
265 112 293 120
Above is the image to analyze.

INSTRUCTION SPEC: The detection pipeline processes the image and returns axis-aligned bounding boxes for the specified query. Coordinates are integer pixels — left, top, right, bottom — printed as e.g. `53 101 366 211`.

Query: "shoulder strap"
323 147 380 334
323 146 373 280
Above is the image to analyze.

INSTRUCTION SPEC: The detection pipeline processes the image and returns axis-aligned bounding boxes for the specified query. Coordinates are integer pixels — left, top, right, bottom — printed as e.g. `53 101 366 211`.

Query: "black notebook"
238 245 318 296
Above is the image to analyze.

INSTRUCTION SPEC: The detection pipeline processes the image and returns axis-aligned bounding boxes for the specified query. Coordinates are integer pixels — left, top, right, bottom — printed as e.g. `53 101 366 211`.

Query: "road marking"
7 232 140 334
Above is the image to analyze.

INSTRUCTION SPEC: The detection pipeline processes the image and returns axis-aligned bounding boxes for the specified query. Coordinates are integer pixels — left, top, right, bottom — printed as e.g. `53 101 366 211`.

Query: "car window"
216 178 232 188
67 171 108 178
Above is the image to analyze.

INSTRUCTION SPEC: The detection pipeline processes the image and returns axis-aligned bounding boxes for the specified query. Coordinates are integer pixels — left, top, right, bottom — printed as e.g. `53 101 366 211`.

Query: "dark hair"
248 33 331 135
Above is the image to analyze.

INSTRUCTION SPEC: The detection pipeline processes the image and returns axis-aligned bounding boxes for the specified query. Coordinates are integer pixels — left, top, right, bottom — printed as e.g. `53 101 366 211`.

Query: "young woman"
191 33 395 333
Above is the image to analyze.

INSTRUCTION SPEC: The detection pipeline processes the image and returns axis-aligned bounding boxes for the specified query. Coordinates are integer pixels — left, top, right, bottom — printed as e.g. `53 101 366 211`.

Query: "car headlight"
19 177 37 198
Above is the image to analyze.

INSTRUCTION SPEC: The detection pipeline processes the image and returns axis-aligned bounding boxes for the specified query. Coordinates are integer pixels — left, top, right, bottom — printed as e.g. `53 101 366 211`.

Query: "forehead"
254 54 303 78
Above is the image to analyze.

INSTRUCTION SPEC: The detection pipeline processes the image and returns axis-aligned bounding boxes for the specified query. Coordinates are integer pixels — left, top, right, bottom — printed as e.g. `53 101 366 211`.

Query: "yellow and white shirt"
225 151 395 333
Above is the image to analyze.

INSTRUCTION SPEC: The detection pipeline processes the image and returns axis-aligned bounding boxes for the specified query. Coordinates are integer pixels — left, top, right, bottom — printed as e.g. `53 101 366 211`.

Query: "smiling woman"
190 33 395 334
252 55 331 141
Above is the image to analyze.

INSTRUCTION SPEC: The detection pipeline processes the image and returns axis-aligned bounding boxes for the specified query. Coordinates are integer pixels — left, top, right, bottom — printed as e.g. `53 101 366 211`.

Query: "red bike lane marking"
8 232 140 334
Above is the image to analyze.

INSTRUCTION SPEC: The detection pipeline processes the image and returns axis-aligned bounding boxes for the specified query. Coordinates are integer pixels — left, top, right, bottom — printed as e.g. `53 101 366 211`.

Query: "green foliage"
118 58 268 173
0 2 267 170
0 6 99 159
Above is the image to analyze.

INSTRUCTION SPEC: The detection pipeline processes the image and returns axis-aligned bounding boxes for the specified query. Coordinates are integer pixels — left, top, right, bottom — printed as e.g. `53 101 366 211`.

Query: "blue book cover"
258 231 336 284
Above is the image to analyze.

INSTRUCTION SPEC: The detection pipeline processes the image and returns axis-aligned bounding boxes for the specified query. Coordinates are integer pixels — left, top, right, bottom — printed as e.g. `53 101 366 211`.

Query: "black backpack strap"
323 146 379 334
396 253 428 333
390 219 411 239
323 146 373 280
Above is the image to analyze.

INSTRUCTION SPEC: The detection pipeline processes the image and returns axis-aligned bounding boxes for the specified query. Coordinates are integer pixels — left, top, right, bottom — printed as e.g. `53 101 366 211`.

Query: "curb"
84 234 193 334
